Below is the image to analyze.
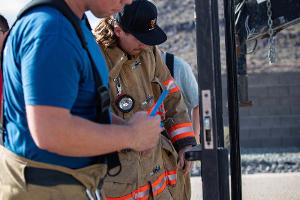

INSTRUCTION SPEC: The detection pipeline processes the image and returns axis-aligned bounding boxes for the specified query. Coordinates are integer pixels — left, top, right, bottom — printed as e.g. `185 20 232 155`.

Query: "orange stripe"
159 104 165 113
163 79 173 86
156 111 163 116
137 184 150 193
171 132 195 143
107 170 177 200
147 102 165 116
147 102 155 115
106 184 150 200
153 179 167 196
163 79 180 93
169 87 180 94
152 173 166 187
166 170 177 176
166 170 177 185
106 193 148 200
168 179 177 185
167 122 193 133
137 196 149 200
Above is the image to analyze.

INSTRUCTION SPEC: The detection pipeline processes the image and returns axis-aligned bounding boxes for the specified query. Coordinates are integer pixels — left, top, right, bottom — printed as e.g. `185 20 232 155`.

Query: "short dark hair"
0 14 9 32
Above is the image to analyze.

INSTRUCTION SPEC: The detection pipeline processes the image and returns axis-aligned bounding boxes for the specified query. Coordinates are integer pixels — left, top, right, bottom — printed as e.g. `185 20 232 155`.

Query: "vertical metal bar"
194 0 229 199
223 0 243 199
236 19 252 107
211 0 225 148
218 147 230 200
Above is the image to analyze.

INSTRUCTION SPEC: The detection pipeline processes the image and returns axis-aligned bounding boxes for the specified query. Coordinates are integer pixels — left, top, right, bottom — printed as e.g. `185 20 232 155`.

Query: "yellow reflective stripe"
163 79 180 93
106 171 177 200
152 171 177 196
134 190 150 199
169 126 194 138
152 176 167 194
168 174 176 181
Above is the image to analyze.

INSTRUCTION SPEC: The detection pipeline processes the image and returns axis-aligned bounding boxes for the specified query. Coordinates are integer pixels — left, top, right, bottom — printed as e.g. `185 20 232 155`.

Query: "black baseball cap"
115 0 167 46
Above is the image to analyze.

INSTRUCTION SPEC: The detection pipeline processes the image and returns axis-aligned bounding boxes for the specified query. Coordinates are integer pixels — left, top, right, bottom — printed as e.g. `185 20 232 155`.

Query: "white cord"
95 189 102 200
86 189 95 200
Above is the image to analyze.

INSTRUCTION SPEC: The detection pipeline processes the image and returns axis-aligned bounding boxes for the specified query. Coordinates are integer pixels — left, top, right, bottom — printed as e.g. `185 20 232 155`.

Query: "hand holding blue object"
149 80 174 127
149 89 169 117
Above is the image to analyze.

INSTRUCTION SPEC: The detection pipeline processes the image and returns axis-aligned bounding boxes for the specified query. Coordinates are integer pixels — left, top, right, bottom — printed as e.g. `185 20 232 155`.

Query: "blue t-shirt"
2 7 111 169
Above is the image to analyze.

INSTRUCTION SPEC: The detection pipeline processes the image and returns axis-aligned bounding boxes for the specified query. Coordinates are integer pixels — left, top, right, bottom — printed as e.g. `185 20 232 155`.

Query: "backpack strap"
0 73 3 145
165 52 174 77
1 0 121 174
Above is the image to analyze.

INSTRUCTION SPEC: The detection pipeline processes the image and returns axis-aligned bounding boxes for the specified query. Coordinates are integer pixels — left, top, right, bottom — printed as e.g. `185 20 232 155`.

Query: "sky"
0 0 100 28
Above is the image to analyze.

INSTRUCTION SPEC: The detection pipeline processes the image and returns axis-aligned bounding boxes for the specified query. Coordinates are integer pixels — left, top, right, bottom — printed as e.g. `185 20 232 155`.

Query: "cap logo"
148 19 157 30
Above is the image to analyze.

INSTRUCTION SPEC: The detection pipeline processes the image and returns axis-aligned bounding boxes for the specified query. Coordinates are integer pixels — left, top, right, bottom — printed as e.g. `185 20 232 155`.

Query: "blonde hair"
93 17 117 48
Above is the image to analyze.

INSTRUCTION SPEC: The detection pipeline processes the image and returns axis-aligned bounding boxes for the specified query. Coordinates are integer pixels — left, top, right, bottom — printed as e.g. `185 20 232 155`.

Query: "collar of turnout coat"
103 46 154 80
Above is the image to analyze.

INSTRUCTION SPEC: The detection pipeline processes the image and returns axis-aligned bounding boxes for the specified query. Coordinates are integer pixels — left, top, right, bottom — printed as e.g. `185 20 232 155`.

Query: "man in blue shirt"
0 0 162 199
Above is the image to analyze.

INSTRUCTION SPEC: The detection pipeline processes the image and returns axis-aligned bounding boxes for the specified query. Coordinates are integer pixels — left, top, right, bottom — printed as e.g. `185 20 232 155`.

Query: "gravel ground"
191 148 300 176
241 148 300 174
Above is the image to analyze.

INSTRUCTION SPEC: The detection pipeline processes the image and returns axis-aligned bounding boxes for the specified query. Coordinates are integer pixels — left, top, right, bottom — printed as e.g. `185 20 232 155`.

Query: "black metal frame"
185 0 243 199
186 0 300 199
224 0 243 199
185 0 232 199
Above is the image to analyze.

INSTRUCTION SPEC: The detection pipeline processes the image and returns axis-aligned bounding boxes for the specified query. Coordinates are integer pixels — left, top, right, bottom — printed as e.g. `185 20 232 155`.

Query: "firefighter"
93 0 197 199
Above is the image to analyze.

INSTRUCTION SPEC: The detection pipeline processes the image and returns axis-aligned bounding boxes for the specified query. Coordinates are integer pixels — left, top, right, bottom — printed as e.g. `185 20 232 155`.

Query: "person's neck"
64 0 86 19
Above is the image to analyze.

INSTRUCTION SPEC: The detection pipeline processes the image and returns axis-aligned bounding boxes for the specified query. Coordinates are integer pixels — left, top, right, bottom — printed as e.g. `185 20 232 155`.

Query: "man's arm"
175 55 200 144
26 105 162 157
153 47 196 151
153 47 196 174
191 106 200 144
112 113 126 125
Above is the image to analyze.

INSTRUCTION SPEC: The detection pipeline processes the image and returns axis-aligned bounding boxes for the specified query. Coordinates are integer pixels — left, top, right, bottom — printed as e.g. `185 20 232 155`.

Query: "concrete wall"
222 72 300 148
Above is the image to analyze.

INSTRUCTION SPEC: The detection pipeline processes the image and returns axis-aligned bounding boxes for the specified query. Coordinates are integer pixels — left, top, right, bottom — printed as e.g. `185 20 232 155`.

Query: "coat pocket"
102 151 139 199
161 135 178 170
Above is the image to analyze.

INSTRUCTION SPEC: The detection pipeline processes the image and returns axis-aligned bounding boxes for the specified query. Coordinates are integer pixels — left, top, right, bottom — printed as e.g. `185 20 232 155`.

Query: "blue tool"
149 89 169 117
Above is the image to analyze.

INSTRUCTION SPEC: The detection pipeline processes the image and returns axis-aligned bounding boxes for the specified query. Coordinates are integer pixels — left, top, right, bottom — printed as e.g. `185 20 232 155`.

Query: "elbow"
34 140 49 151
26 105 70 153
30 129 53 151
28 121 70 155
29 122 61 152
31 127 69 156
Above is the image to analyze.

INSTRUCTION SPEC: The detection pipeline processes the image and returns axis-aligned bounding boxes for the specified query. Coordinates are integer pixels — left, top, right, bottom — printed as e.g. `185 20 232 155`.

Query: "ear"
4 31 8 39
114 26 123 38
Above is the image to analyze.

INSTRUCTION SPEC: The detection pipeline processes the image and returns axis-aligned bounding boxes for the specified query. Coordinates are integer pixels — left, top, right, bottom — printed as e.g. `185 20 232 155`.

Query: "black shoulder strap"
19 0 86 47
165 52 174 77
1 0 121 173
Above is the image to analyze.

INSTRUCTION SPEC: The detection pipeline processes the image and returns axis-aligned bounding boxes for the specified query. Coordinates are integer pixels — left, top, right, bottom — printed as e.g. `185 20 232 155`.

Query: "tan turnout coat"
101 45 196 200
